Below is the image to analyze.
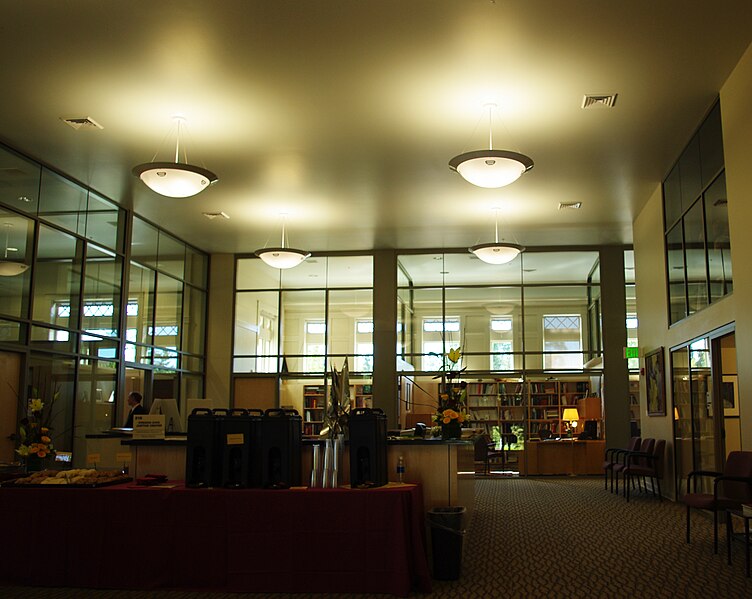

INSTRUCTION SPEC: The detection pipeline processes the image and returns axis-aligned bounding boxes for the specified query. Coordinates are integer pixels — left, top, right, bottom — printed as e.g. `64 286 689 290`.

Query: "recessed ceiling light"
523 268 537 273
558 202 582 210
202 211 230 220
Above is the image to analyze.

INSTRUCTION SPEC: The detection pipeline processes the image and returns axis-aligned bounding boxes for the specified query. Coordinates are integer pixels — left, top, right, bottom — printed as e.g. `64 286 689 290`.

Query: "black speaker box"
349 407 388 488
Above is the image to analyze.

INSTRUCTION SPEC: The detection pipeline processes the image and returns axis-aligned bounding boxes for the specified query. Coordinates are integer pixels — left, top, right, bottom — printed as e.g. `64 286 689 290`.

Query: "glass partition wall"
234 256 374 435
396 251 602 464
0 143 208 464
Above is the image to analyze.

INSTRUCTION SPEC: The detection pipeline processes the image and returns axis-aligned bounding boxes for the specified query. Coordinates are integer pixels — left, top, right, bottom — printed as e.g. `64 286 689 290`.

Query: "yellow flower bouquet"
13 390 58 465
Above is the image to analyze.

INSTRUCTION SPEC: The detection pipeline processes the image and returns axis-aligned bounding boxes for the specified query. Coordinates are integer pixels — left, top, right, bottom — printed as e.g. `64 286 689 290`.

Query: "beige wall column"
205 253 234 408
599 246 631 450
373 250 398 427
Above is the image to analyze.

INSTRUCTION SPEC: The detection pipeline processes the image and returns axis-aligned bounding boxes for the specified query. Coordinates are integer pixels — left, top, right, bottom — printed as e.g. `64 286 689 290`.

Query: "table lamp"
562 408 580 439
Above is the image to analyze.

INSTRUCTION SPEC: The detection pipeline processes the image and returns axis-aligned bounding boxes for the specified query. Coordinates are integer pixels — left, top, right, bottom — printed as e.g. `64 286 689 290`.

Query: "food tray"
1 476 132 488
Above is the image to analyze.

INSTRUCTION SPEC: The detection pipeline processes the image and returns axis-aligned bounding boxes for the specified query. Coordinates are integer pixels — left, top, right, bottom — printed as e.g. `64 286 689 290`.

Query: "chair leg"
714 509 719 554
687 504 691 544
656 477 662 502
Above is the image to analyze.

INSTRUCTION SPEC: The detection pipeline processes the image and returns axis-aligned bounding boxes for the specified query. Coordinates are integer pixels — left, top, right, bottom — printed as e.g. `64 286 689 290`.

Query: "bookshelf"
302 383 373 437
303 385 326 436
528 379 591 439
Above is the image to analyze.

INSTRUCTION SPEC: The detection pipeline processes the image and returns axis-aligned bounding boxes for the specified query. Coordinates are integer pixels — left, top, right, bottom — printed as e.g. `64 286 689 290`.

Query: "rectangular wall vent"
558 202 582 210
61 116 103 130
581 94 618 109
202 211 230 220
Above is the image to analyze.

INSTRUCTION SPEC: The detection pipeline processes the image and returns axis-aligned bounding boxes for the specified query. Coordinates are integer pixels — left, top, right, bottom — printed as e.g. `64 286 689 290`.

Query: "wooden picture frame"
721 374 739 417
645 347 666 416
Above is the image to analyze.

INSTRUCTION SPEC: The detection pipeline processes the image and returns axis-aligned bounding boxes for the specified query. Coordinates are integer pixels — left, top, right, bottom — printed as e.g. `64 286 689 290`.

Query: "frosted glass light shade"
132 162 218 198
469 243 523 265
256 247 311 269
449 150 534 188
0 261 29 276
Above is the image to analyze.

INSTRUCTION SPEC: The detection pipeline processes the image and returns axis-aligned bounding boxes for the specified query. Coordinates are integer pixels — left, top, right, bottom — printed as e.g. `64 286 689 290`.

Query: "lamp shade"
0 261 29 276
562 408 580 423
255 247 311 269
469 242 523 265
449 149 534 189
132 161 218 198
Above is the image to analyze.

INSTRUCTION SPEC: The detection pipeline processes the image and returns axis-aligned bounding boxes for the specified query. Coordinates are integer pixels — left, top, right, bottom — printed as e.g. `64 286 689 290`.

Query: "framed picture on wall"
645 347 666 416
721 374 739 417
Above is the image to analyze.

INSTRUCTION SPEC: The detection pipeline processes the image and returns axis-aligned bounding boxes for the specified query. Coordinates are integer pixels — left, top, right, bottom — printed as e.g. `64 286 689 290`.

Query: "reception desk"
0 482 431 596
521 439 605 475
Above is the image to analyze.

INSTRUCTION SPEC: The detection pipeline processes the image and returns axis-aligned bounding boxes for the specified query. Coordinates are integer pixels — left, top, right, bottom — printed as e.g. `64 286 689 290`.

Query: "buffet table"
0 482 431 596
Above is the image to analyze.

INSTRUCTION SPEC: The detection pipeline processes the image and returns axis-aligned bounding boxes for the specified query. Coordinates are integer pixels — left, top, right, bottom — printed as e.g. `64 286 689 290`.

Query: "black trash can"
427 506 466 580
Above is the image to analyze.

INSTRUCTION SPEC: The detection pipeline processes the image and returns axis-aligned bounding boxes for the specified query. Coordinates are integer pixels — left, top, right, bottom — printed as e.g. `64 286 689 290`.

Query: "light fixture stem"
174 118 181 163
488 105 494 150
3 225 8 259
494 209 500 243
280 216 288 249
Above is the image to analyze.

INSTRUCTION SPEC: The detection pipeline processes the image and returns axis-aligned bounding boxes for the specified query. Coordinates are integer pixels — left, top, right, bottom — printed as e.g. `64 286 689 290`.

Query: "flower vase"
24 455 51 472
441 421 462 440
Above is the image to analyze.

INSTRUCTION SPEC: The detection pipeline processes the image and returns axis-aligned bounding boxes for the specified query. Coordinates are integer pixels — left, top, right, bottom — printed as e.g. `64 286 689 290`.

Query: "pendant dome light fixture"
132 116 218 198
255 215 311 269
0 223 29 277
449 103 533 188
469 208 524 265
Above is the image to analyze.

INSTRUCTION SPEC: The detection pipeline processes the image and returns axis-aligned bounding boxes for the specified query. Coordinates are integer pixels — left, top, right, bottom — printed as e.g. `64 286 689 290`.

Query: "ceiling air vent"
558 202 582 210
60 116 103 130
581 94 618 109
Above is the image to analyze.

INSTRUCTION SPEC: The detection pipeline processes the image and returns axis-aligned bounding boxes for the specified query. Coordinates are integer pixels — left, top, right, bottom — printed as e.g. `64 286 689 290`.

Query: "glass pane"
704 174 732 301
663 164 682 230
27 353 76 454
181 355 203 373
326 256 373 288
181 286 206 355
0 210 33 318
30 325 76 353
281 290 325 373
158 231 185 280
406 287 443 372
154 346 179 370
130 216 158 268
75 358 118 436
679 136 702 208
523 286 589 371
38 168 86 235
397 289 413 361
328 289 373 372
0 318 23 343
397 253 446 286
32 225 81 328
153 371 179 401
155 272 182 353
672 345 692 498
185 245 208 289
280 257 327 289
666 223 686 324
0 145 41 215
84 192 124 252
699 102 724 187
82 246 122 337
80 333 119 360
684 200 708 315
520 252 599 284
127 262 155 345
237 257 281 290
690 339 715 476
454 252 522 285
234 291 279 371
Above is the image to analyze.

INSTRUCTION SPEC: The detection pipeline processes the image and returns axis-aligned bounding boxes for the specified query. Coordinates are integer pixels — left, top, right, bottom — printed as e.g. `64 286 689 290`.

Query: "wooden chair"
624 438 665 502
684 450 752 553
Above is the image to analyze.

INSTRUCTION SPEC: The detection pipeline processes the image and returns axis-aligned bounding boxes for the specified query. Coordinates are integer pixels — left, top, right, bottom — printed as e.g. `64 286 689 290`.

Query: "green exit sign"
624 347 639 359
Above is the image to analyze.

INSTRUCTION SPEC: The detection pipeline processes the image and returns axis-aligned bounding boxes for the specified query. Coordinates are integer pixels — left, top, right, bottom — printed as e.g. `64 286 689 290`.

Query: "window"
354 320 374 372
543 315 583 369
627 313 639 370
304 320 326 372
490 317 514 370
422 317 460 371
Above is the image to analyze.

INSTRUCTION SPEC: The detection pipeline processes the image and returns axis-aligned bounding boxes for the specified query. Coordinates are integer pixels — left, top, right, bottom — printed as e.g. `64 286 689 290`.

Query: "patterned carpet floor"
3 477 752 598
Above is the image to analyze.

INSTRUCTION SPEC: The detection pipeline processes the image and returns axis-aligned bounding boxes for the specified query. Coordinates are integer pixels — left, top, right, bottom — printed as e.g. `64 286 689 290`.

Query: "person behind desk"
124 391 147 428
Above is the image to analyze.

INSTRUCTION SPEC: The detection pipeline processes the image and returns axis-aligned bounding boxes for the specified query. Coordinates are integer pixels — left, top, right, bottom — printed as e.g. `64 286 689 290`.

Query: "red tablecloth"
0 482 431 596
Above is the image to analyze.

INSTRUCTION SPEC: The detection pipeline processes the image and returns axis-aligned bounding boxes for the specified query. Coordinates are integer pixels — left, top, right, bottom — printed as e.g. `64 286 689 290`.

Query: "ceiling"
1 1 751 257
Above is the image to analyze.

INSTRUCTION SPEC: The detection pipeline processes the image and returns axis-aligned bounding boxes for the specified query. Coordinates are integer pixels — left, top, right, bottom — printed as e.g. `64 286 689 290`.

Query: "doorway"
672 327 737 498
